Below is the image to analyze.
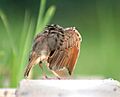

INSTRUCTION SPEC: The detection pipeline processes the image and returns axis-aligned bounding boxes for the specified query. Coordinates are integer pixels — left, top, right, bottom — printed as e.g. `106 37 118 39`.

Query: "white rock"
16 79 120 97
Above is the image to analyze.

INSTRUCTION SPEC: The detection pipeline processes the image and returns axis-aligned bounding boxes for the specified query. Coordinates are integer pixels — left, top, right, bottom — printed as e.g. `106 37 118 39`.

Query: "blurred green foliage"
0 0 55 87
0 0 120 87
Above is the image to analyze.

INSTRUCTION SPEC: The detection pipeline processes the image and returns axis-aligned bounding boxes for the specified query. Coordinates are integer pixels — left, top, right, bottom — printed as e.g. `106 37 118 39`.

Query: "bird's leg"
46 63 61 79
50 70 61 80
51 68 70 80
39 61 48 79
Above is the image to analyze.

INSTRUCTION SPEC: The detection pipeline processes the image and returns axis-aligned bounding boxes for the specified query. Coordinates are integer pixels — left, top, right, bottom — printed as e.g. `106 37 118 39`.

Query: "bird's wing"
48 27 82 75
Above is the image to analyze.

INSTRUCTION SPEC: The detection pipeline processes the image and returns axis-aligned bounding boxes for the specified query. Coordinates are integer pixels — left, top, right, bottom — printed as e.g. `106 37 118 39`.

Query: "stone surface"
16 79 120 97
0 89 16 97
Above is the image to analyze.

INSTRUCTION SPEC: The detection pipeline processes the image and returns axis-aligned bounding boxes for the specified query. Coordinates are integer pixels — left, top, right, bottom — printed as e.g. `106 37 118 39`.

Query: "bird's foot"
56 76 61 80
42 75 48 79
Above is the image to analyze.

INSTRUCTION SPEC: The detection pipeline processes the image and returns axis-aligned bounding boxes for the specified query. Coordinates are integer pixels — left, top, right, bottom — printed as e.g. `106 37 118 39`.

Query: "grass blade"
19 10 31 51
17 16 36 82
35 0 46 33
35 5 56 35
0 9 16 53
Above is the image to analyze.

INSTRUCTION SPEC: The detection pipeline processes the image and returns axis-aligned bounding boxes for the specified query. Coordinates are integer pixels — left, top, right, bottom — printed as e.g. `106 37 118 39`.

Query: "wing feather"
47 27 82 76
67 47 79 75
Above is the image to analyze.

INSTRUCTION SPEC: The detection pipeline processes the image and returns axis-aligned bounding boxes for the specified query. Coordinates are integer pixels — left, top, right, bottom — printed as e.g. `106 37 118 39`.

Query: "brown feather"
67 47 79 75
48 27 81 77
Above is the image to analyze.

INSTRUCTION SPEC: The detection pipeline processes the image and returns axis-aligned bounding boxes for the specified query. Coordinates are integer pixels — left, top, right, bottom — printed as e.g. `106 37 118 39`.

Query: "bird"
24 24 82 79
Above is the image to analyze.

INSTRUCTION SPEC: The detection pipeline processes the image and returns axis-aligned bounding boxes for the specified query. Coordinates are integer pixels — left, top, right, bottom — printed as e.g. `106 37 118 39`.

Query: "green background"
0 0 120 87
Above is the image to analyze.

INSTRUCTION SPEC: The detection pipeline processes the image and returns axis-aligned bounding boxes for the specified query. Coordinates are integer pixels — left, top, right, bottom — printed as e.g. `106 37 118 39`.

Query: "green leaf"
0 9 16 53
35 0 46 33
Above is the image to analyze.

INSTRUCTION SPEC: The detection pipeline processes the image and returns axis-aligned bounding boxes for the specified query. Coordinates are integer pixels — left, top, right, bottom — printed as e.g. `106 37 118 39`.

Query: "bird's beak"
24 57 40 78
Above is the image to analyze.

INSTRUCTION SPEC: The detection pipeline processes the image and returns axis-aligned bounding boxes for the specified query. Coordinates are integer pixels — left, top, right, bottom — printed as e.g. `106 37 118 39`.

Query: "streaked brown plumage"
24 24 82 78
